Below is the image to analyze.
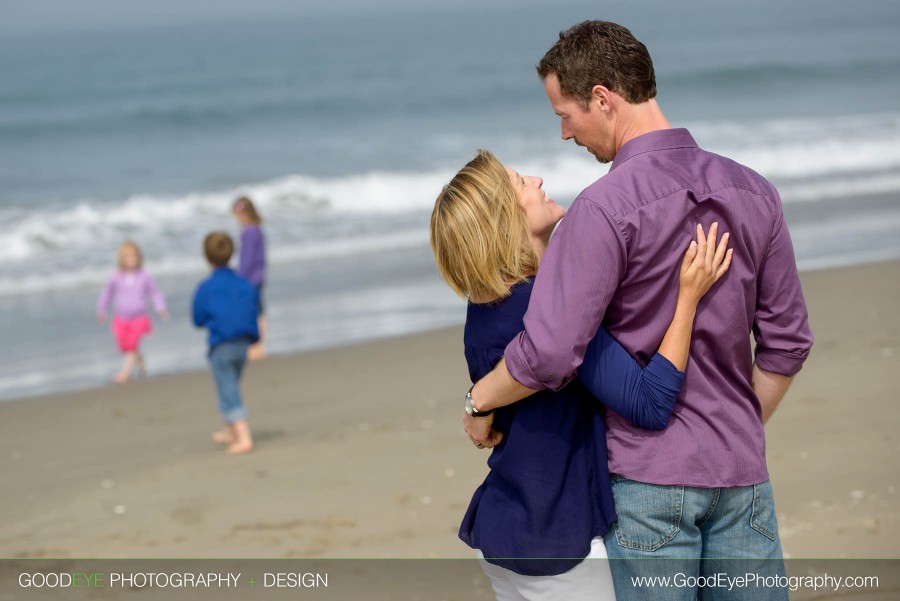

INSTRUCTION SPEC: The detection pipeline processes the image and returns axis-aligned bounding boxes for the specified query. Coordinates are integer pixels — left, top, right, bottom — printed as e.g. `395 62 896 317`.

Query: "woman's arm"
658 222 732 370
579 223 732 429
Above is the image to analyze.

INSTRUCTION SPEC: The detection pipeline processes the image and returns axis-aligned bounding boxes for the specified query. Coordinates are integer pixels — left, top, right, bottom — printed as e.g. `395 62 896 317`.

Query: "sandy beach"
1 260 898 564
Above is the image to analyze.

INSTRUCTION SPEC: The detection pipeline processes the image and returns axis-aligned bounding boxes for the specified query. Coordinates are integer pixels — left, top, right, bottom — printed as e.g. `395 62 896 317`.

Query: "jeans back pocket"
611 475 685 552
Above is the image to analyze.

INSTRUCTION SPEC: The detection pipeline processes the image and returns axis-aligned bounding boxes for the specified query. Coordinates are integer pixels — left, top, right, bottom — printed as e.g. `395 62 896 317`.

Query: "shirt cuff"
755 348 808 377
504 331 574 392
504 332 548 391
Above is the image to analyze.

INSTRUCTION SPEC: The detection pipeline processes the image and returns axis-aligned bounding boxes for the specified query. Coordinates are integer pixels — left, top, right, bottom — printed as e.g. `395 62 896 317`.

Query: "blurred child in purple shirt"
232 196 267 360
96 240 169 383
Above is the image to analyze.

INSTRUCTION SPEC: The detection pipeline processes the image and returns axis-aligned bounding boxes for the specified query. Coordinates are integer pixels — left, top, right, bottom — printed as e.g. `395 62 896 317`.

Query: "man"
464 20 813 600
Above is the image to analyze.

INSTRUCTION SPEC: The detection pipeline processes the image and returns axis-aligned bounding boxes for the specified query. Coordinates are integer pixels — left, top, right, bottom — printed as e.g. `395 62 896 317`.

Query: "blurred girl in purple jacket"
232 197 267 360
96 241 169 382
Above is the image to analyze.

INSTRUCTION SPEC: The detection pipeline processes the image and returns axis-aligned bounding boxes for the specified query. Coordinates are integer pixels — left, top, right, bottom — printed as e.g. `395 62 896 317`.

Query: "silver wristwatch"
465 386 493 417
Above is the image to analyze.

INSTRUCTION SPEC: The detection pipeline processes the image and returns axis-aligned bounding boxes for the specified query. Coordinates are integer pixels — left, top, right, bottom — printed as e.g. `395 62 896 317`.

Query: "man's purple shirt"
504 128 813 487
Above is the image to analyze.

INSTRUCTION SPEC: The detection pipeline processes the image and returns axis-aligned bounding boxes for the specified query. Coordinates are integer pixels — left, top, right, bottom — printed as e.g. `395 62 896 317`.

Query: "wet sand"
1 261 898 561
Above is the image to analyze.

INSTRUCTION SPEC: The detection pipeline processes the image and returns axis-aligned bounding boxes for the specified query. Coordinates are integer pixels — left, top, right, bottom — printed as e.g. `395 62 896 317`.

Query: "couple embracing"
430 20 813 601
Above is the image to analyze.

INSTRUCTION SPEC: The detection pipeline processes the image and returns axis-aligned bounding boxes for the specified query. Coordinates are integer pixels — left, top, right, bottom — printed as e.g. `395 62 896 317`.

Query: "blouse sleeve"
578 326 685 430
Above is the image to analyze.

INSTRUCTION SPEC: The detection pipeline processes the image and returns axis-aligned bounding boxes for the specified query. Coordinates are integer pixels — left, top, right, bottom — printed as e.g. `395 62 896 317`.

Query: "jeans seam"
210 344 247 424
697 487 721 528
749 482 778 541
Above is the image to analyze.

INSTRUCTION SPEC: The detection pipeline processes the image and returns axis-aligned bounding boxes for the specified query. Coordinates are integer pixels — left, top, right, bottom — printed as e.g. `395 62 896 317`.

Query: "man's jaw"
575 139 610 164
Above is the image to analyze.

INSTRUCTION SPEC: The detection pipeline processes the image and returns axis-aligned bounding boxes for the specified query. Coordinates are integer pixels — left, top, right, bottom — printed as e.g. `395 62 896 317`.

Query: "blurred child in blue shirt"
192 231 259 454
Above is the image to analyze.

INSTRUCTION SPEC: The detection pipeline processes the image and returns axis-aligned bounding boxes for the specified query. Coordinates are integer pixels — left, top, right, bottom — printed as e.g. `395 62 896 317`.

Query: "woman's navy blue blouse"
459 279 684 576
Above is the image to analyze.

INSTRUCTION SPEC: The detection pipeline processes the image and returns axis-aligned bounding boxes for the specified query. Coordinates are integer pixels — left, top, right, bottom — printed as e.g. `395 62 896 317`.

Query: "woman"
430 150 731 600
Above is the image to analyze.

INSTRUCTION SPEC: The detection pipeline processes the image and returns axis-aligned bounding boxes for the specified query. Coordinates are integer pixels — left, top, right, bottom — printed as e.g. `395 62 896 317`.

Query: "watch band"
465 386 493 417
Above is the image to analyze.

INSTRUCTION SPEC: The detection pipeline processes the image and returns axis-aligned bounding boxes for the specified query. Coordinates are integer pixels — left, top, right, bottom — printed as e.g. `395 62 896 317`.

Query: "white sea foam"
1 111 899 296
691 113 900 178
793 215 900 271
0 229 431 296
779 174 900 203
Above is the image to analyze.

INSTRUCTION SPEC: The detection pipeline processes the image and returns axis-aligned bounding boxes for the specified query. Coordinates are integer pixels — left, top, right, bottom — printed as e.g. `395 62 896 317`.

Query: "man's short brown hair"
537 20 657 107
204 231 234 267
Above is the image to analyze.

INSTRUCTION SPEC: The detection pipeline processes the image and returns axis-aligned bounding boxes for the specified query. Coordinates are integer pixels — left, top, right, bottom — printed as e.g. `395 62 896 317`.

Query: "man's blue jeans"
605 476 788 601
208 339 250 424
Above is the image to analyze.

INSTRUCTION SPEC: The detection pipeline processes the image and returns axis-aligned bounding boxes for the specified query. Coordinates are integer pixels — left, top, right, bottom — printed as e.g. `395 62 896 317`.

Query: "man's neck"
615 99 672 153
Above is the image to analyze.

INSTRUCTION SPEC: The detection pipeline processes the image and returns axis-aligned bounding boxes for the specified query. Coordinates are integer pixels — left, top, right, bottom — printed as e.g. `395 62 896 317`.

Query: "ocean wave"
0 169 454 264
779 174 900 203
2 111 899 293
666 59 900 86
0 87 357 137
0 228 430 296
791 209 900 271
691 113 900 179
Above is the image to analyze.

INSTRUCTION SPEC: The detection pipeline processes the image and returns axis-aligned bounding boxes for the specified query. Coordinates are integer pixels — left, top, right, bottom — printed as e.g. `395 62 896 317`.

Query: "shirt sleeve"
238 230 251 279
191 285 206 328
144 273 168 314
753 187 814 376
96 276 115 315
504 198 627 391
239 227 265 284
579 326 684 430
250 286 262 343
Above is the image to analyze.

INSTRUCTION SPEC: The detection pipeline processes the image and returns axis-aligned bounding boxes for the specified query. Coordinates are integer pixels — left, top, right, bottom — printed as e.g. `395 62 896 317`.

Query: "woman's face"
505 167 565 239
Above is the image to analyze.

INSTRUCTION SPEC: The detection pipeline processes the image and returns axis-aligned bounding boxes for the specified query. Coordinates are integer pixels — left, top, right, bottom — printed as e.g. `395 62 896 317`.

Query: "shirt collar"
609 128 698 172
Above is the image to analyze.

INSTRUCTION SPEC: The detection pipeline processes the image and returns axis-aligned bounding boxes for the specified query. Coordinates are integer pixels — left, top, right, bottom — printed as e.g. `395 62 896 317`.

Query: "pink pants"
112 314 152 352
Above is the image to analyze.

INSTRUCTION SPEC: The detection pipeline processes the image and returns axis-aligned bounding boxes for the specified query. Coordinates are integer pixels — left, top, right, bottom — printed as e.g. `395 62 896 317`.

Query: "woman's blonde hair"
430 150 538 302
117 240 143 269
233 196 263 224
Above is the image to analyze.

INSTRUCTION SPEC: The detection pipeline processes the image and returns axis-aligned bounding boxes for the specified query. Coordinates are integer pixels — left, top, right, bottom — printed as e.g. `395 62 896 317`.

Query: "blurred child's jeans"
208 338 250 423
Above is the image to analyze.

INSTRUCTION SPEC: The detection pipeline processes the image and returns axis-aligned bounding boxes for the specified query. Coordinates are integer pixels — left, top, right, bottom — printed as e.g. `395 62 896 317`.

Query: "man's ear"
591 84 613 112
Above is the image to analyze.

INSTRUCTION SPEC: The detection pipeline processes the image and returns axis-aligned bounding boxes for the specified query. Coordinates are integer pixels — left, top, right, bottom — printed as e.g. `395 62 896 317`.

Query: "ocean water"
1 0 899 401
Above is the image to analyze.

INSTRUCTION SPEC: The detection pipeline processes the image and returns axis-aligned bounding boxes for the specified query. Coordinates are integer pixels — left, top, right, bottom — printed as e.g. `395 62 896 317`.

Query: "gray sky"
1 0 549 35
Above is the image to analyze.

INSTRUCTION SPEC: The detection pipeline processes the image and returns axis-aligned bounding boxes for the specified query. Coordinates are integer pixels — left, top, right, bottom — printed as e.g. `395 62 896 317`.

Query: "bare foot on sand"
225 419 253 454
113 352 137 383
226 440 253 454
